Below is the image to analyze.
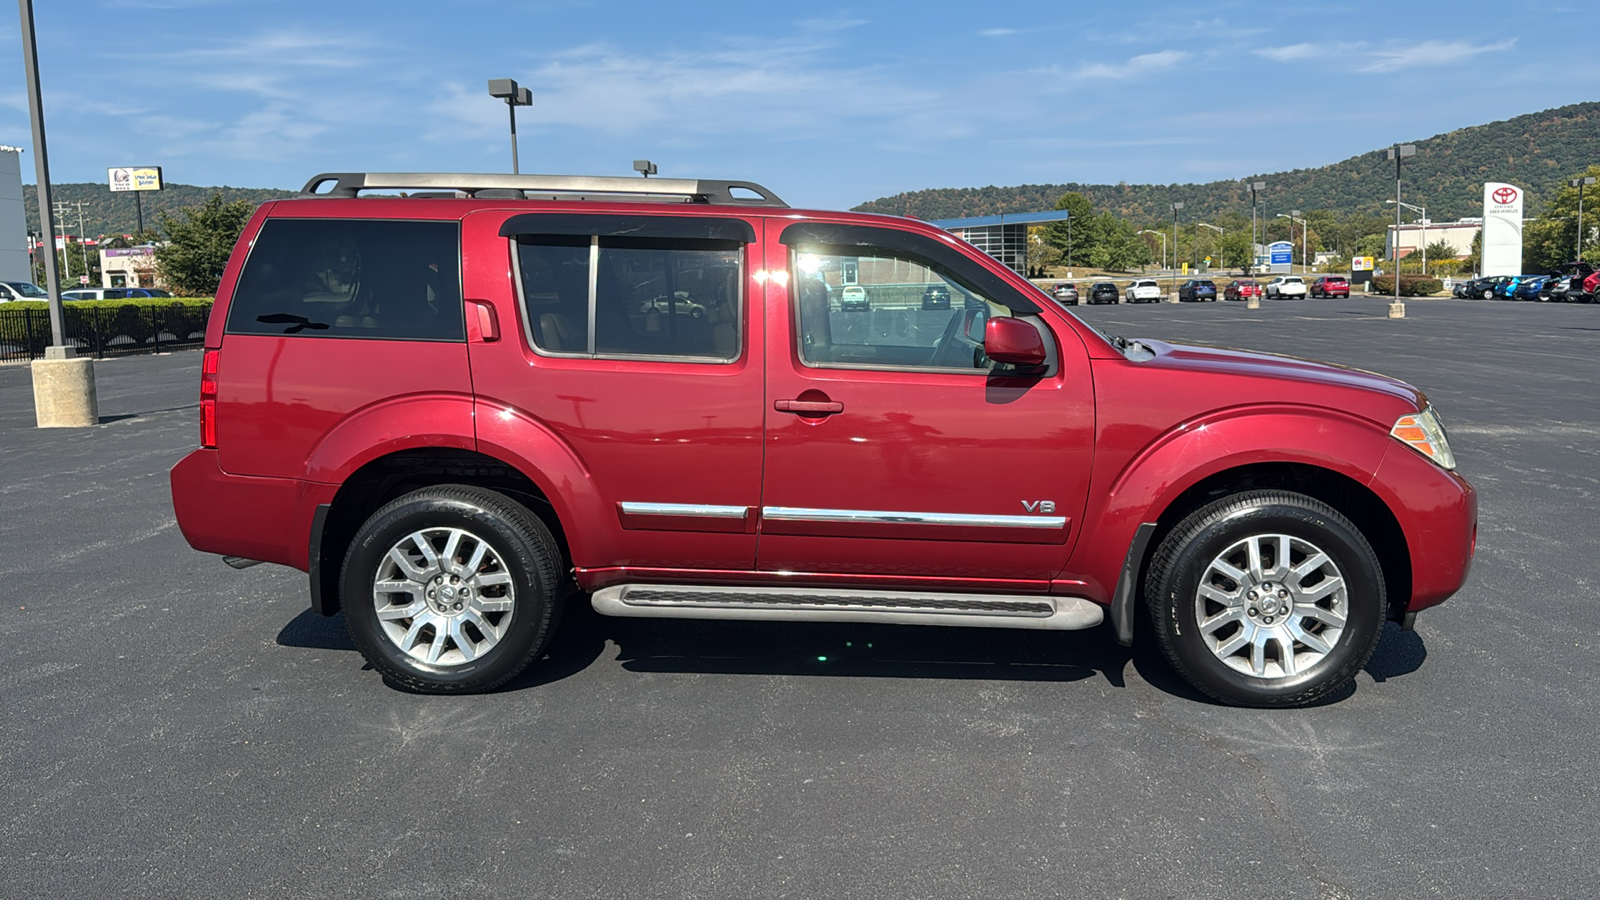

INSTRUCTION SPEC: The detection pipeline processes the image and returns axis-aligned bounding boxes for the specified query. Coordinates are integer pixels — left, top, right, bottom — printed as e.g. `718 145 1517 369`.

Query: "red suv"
169 171 1476 707
1311 276 1350 299
1223 279 1261 301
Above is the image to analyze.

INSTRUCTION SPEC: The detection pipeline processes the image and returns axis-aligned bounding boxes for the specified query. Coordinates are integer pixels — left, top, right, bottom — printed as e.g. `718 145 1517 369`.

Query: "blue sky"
2 0 1595 210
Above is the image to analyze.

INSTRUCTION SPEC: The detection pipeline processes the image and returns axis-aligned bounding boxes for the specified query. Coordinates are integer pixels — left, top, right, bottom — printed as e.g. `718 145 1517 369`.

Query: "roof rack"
298 172 788 208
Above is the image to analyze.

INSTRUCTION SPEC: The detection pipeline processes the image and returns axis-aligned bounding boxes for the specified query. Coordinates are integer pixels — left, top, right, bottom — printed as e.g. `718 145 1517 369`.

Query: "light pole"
1137 229 1166 271
1197 222 1223 271
1385 200 1427 275
1276 211 1306 274
487 78 533 174
1170 202 1183 300
1387 144 1416 312
1246 180 1266 275
1570 176 1596 261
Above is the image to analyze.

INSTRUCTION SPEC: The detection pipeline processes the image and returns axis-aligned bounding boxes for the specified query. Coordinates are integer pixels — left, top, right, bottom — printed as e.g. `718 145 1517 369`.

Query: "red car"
1312 276 1351 299
169 170 1476 708
1223 279 1262 300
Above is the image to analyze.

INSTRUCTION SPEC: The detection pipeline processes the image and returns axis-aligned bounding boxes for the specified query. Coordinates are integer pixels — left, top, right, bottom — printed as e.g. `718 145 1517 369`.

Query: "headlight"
1390 406 1456 470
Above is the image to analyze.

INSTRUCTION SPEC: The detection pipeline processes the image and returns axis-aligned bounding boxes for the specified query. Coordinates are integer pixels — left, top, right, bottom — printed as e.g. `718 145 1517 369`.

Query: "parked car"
1223 279 1261 301
1176 279 1217 302
1512 276 1550 301
1544 276 1572 303
60 287 173 301
921 284 952 310
1051 282 1079 305
1491 277 1524 300
1125 279 1163 303
0 281 49 302
1310 276 1350 299
642 292 708 318
1088 282 1119 304
168 168 1476 708
1265 276 1308 299
1453 276 1494 299
839 284 869 311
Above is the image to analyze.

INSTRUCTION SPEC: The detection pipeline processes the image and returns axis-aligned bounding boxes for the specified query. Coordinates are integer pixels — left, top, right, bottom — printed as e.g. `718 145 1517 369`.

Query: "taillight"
199 350 219 448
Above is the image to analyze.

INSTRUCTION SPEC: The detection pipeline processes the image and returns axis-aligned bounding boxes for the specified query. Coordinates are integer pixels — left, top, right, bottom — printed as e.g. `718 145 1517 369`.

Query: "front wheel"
1145 490 1386 707
341 485 563 693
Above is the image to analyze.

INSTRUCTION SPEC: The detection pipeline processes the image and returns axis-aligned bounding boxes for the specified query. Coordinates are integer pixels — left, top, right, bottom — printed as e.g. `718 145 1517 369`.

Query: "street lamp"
1197 222 1223 271
1170 202 1183 300
1387 144 1416 309
1277 211 1306 274
1570 176 1596 260
1137 229 1167 271
487 78 533 174
1385 200 1427 275
1246 181 1266 275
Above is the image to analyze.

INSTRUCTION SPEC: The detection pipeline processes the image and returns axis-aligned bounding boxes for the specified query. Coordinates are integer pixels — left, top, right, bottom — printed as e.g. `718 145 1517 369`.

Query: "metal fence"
0 304 211 363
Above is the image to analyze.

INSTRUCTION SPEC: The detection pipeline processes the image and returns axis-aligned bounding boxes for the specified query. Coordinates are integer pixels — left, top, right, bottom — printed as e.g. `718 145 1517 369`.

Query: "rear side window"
516 235 742 361
227 219 463 340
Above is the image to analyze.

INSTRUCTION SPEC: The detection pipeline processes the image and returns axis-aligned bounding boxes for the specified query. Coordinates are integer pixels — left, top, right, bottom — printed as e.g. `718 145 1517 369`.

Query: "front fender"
1067 405 1392 605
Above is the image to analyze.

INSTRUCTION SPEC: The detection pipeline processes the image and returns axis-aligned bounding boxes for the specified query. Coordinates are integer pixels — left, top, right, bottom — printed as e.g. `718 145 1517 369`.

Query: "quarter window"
790 246 1012 372
227 219 463 340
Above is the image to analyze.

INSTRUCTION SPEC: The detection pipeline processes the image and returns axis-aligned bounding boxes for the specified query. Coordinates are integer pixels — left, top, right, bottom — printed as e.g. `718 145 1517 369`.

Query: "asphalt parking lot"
2 294 1596 898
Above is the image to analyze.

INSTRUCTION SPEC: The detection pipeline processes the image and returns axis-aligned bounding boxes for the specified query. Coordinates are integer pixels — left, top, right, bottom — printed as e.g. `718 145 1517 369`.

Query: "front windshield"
5 282 47 297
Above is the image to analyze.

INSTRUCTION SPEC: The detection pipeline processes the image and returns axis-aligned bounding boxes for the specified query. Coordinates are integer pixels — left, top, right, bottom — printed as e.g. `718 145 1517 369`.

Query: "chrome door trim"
762 506 1066 529
620 502 750 519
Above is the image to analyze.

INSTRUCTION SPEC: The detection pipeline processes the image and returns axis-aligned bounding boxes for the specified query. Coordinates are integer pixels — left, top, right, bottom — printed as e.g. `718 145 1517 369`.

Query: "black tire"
1145 490 1386 708
341 485 563 693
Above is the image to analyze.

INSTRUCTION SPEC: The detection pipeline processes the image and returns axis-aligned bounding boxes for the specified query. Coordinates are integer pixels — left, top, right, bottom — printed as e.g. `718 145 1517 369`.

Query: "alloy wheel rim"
372 527 515 667
1194 533 1348 679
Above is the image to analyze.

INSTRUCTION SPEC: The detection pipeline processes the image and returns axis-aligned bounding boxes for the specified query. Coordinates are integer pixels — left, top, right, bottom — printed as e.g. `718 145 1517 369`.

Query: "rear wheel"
342 485 562 693
1146 490 1386 707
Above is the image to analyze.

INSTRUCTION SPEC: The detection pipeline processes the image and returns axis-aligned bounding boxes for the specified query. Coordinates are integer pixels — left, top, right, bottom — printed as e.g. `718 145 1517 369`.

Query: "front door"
755 220 1096 589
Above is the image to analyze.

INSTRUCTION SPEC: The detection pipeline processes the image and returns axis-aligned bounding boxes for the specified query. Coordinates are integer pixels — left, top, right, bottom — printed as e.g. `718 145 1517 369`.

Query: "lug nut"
1249 607 1259 616
1264 616 1275 624
1248 591 1258 601
1278 589 1288 598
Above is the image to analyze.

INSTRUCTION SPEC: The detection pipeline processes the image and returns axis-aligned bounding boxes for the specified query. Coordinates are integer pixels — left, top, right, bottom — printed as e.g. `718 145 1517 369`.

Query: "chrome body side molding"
761 506 1067 530
620 502 750 519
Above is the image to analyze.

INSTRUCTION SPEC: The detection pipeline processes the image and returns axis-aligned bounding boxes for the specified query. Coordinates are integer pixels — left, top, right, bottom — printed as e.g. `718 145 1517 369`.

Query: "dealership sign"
108 166 163 192
1268 241 1293 266
1481 182 1523 277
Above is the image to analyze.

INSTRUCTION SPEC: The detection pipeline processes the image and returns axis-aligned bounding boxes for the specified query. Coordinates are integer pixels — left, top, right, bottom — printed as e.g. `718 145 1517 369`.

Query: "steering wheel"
928 306 990 369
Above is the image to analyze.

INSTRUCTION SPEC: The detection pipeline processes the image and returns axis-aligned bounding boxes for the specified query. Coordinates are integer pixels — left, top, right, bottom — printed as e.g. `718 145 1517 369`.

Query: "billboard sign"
1351 256 1375 271
108 166 163 192
1481 182 1523 276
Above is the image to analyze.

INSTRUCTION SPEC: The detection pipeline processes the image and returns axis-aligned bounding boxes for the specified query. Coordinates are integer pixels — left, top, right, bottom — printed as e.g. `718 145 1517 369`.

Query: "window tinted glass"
517 234 742 361
518 237 591 353
228 219 463 340
791 245 1010 372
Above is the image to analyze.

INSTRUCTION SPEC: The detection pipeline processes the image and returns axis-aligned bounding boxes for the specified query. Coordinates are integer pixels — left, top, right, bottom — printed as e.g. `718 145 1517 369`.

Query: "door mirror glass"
984 316 1046 367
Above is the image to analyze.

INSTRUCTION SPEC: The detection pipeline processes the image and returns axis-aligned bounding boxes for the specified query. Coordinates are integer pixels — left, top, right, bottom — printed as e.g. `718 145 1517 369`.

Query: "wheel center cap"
427 575 470 615
1246 582 1292 625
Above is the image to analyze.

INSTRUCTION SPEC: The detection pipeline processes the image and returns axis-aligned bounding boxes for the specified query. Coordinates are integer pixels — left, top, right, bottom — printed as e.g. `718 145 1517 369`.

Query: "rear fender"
302 393 477 484
473 402 608 567
1071 407 1392 607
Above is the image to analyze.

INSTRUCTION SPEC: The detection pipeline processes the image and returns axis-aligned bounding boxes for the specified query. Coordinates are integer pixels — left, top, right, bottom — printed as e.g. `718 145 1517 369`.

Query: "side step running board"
591 584 1104 631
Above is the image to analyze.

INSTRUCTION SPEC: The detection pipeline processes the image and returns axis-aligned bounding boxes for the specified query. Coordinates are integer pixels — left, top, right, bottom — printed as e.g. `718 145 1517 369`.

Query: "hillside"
23 182 295 238
854 101 1600 224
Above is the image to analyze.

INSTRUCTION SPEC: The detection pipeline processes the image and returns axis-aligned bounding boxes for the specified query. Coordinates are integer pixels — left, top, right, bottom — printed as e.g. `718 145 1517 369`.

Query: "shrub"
1370 274 1443 297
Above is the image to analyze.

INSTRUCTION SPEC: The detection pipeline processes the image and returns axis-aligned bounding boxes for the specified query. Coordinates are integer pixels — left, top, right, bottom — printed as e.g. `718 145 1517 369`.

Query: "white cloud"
1073 50 1189 80
1358 39 1516 72
980 28 1020 37
1255 43 1321 62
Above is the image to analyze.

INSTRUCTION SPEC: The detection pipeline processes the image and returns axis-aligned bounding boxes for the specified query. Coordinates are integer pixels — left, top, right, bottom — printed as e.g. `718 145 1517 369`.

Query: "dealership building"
1386 218 1480 260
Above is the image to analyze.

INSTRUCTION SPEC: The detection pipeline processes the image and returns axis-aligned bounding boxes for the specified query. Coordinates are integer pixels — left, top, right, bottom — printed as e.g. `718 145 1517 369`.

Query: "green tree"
1523 164 1600 271
1043 192 1096 268
156 193 256 296
1460 229 1483 274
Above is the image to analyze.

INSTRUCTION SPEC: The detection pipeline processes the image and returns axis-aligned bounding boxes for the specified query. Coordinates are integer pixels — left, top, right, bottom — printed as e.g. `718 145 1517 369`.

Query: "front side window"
518 235 741 361
790 245 1012 373
227 219 463 340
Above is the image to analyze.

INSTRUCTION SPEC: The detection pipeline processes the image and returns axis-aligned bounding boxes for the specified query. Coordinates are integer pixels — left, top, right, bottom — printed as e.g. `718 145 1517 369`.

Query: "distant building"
1387 218 1479 260
100 245 163 288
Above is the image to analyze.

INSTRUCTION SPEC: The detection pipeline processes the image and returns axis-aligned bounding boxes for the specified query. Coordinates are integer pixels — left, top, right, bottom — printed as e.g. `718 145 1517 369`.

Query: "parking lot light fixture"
1386 199 1427 275
1246 181 1266 274
1570 176 1596 260
1387 145 1416 310
487 78 534 174
1198 223 1223 270
1170 202 1183 299
633 159 658 178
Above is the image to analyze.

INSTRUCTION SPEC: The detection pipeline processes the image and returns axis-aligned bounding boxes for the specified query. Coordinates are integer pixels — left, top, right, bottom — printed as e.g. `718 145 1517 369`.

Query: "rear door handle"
775 399 844 415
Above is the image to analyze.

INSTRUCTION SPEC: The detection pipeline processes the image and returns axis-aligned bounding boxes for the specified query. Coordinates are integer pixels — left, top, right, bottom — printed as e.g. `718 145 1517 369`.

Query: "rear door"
755 219 1096 587
464 209 766 574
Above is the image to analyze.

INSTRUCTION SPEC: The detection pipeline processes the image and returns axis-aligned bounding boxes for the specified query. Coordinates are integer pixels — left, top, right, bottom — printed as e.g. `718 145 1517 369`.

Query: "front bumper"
1369 443 1478 613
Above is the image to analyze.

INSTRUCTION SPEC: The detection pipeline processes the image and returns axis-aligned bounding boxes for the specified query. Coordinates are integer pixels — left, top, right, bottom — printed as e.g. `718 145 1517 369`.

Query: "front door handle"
775 399 844 415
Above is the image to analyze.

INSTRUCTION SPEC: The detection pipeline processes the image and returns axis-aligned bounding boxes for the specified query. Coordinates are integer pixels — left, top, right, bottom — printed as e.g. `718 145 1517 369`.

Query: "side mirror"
984 317 1047 368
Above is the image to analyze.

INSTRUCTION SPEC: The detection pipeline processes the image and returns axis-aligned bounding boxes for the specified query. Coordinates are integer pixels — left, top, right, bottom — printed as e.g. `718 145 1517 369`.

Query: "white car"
839 284 869 311
1124 279 1163 303
1265 276 1308 299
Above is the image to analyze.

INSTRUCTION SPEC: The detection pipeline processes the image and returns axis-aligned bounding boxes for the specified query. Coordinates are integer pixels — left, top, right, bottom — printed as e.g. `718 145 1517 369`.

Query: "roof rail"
298 172 788 208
